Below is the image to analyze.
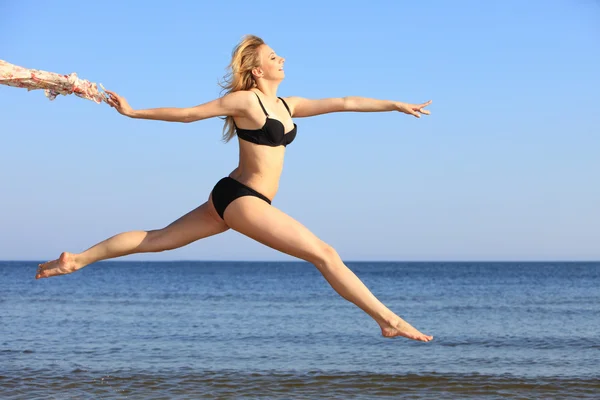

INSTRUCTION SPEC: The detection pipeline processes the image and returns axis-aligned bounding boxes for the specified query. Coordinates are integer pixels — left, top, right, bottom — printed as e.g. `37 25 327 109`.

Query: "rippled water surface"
2 261 599 398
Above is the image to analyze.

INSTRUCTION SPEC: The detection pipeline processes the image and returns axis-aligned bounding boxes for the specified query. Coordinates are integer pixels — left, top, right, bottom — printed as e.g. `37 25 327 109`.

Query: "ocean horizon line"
3 259 599 264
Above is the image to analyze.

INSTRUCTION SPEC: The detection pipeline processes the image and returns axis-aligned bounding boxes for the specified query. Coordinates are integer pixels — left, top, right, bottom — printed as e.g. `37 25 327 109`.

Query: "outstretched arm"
284 96 432 118
104 90 252 123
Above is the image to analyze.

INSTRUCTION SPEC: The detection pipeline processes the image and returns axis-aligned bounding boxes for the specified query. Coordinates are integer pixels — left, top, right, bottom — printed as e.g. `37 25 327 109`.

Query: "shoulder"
223 90 255 103
218 90 258 114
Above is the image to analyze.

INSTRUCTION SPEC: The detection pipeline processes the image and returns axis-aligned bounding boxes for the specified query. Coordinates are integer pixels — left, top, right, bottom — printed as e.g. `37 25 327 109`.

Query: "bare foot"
379 317 433 342
36 252 81 279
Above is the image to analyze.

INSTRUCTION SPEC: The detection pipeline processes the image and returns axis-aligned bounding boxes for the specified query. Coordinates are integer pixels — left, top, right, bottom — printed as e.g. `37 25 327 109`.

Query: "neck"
255 79 281 100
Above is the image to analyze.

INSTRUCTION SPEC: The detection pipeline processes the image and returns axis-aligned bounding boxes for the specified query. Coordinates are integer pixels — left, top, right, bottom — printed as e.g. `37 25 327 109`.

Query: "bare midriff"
227 139 286 201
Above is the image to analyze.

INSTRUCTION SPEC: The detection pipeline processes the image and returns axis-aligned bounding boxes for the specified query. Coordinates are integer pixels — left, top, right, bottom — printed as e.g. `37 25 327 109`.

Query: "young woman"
36 35 433 342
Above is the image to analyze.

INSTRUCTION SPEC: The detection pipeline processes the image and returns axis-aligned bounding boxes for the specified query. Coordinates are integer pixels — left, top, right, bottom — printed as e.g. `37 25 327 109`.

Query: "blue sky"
1 0 598 261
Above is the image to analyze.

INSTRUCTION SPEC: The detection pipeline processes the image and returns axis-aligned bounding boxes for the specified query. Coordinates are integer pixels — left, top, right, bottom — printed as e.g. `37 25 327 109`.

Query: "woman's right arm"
105 90 252 123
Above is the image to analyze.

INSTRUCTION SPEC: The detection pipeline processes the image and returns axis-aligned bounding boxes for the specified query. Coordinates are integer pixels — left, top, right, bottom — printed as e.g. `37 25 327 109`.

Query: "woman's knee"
311 242 341 270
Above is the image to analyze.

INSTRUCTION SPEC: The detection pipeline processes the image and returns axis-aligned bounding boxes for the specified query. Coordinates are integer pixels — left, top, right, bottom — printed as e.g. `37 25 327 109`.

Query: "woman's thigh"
223 196 334 264
148 194 229 251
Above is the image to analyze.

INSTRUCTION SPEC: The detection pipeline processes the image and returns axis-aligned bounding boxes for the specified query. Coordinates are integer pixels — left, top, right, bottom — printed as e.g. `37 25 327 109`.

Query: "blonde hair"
219 34 265 142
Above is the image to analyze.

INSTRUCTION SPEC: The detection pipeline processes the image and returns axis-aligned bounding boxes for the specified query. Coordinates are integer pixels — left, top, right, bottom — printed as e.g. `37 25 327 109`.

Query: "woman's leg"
222 197 433 342
35 196 229 279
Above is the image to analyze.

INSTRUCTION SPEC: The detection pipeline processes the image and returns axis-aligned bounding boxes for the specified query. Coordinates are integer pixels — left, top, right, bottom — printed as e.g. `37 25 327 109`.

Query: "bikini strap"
279 97 292 116
254 92 269 116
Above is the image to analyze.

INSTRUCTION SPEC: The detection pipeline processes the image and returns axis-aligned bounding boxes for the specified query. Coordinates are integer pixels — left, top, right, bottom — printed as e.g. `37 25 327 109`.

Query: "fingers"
415 100 432 116
103 89 120 104
104 90 115 102
105 94 120 109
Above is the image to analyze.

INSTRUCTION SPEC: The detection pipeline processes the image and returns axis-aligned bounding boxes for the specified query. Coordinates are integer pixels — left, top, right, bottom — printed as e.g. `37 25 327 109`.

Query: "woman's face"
256 44 285 81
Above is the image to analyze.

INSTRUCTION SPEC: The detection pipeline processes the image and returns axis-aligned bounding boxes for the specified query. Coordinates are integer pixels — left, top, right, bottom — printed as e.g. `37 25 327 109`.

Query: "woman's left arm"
283 96 432 118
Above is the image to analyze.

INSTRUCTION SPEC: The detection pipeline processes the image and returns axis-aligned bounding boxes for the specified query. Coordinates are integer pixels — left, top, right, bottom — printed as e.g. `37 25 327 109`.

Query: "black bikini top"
235 93 297 147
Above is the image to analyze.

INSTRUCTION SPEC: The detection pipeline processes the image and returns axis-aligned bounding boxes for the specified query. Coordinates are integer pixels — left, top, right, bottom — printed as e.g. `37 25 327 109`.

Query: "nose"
280 57 285 64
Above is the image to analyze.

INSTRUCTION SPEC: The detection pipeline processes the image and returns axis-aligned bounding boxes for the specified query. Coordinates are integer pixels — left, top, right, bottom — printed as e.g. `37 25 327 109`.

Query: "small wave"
1 369 599 399
71 368 88 374
440 336 599 350
0 349 35 354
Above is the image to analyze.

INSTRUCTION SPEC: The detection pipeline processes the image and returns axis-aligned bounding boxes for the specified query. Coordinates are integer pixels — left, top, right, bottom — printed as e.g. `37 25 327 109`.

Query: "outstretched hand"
104 89 134 117
397 100 432 118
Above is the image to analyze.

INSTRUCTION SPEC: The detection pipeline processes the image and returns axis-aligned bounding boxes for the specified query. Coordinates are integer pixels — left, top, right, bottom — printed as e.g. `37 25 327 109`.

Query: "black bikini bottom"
211 177 271 220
